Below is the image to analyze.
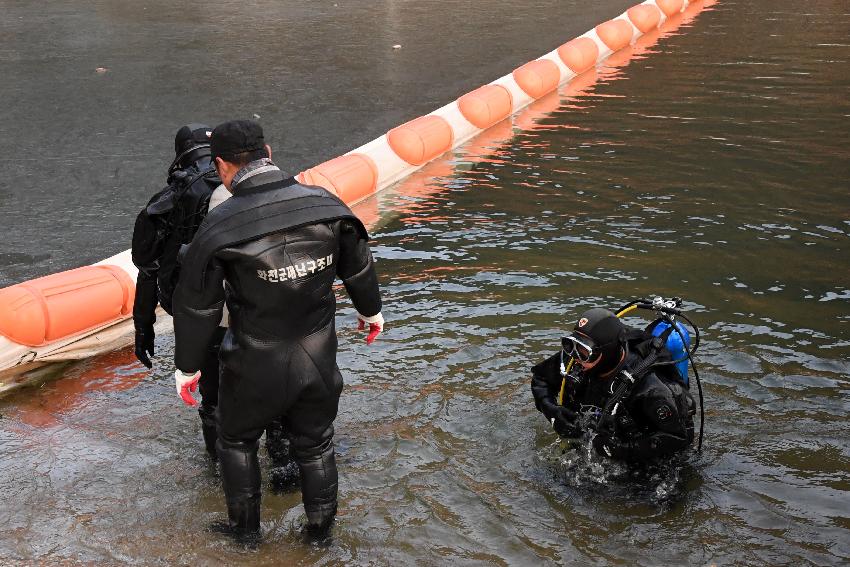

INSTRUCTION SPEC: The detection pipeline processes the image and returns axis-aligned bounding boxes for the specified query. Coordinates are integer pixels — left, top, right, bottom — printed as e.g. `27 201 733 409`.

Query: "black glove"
551 406 583 437
592 432 633 460
135 325 155 369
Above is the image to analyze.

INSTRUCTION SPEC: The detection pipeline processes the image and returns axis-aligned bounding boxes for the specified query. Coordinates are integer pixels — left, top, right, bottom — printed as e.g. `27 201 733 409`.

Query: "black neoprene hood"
568 308 627 375
174 123 212 155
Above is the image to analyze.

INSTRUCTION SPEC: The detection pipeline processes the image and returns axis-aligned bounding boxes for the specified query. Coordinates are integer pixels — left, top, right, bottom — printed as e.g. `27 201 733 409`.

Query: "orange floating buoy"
300 153 379 204
512 59 560 99
0 265 134 347
557 37 600 74
458 85 513 129
595 19 634 52
656 0 685 17
387 115 454 166
628 5 662 33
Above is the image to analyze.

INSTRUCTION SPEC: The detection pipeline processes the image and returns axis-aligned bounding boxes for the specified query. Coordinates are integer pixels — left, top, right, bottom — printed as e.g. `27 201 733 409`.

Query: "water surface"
1 0 849 564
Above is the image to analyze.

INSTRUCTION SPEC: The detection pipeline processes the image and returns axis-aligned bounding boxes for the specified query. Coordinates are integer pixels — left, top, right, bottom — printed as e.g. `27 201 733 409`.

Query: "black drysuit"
131 159 225 446
531 332 695 462
173 168 382 531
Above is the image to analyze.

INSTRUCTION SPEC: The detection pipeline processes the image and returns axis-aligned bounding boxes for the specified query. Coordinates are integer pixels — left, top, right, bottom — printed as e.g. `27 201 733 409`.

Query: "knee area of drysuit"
216 437 262 499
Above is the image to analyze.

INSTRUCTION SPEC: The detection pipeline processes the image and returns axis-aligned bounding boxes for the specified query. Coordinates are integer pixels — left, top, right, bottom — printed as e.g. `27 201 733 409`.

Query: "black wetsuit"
531 331 696 462
131 158 224 445
173 167 382 531
131 159 220 318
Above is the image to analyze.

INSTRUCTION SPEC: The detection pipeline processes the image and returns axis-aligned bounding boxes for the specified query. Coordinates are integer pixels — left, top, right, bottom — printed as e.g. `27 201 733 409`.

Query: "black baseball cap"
569 308 624 347
210 119 266 161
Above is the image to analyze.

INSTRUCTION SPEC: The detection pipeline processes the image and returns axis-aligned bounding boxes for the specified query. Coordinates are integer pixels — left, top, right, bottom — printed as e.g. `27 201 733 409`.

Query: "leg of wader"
197 327 226 458
198 404 218 458
284 361 343 534
266 417 300 490
216 435 262 536
292 431 337 533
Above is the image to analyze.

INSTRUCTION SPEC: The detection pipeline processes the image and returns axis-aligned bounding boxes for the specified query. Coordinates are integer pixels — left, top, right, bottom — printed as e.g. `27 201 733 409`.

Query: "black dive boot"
198 404 218 459
266 418 299 490
216 437 262 540
295 437 338 535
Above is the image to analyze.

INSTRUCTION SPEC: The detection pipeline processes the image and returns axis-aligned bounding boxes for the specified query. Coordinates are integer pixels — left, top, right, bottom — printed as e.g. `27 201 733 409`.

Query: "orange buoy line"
0 0 713 387
295 0 704 203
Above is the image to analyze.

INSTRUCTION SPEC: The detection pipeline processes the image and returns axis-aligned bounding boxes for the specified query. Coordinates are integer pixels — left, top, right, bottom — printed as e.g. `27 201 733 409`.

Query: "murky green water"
1 0 849 564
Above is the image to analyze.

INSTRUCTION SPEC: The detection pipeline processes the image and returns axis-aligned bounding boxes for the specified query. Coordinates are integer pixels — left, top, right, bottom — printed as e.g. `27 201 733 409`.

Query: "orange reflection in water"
10 348 144 429
391 264 499 285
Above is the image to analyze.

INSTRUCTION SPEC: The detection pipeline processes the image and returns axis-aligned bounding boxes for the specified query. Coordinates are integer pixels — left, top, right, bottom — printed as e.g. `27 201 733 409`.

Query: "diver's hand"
357 312 384 345
592 432 632 459
135 325 155 369
174 369 201 407
550 406 582 437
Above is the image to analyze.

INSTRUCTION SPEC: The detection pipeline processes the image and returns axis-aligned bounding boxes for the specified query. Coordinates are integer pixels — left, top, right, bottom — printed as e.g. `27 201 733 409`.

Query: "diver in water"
131 124 293 479
531 300 700 462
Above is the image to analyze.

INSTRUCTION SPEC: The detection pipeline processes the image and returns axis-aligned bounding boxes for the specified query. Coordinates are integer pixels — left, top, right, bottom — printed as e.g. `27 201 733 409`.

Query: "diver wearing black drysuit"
531 308 695 461
172 120 384 536
131 123 224 452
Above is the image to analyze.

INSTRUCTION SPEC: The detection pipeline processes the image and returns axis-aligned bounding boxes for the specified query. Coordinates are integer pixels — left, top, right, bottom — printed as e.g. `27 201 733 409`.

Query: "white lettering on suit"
257 253 334 282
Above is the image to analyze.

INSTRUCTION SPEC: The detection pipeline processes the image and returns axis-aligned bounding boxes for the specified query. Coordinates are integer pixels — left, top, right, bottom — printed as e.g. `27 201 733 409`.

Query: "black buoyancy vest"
180 181 366 293
601 329 695 436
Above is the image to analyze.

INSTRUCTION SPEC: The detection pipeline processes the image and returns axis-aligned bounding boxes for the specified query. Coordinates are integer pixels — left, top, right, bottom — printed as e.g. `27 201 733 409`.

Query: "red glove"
174 369 201 407
357 312 384 345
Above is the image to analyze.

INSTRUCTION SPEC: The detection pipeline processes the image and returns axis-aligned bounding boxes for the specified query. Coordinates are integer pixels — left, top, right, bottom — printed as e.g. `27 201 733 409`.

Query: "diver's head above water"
563 308 626 378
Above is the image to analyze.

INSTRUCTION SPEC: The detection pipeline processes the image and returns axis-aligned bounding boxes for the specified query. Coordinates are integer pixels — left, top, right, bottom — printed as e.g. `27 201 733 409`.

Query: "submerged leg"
198 403 218 458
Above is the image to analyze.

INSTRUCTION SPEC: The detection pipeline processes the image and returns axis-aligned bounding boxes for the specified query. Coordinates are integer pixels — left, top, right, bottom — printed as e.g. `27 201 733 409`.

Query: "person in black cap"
531 308 695 461
131 124 293 477
131 124 224 454
171 119 384 538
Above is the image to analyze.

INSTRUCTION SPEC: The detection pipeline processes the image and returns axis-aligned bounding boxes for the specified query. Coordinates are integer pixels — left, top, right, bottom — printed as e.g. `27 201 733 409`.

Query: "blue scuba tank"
650 321 691 385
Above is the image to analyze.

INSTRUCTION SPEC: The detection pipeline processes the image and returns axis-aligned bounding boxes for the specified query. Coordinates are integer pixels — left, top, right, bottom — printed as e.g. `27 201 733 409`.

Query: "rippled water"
2 0 849 564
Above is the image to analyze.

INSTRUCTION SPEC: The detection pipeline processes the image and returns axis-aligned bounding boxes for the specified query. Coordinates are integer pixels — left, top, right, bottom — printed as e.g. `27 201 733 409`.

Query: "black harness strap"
145 164 218 217
597 325 676 430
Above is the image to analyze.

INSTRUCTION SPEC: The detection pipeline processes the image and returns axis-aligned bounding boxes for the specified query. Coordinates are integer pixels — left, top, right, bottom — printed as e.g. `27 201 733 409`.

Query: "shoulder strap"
596 335 670 429
144 165 217 217
173 164 218 200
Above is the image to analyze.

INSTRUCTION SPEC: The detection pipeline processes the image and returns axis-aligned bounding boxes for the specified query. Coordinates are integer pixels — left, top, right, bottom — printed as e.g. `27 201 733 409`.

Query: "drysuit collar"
232 158 279 190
